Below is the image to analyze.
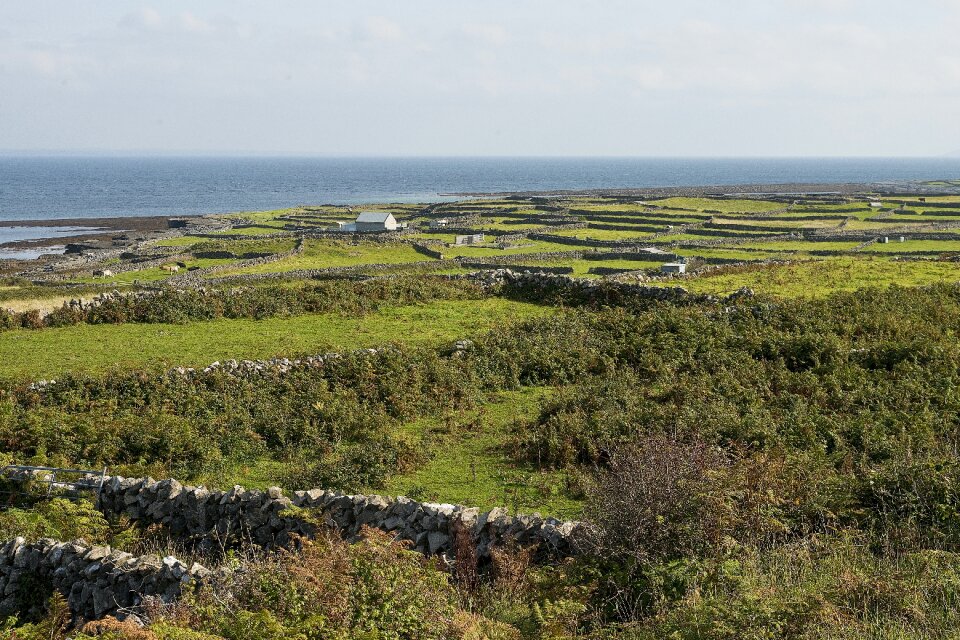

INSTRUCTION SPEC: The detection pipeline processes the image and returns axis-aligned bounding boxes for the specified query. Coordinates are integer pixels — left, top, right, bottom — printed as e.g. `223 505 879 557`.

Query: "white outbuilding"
354 211 399 232
661 263 687 274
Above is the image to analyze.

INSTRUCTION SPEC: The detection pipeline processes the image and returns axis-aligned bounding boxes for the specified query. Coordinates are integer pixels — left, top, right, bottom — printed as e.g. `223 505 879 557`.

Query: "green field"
217 239 431 275
865 239 960 253
380 387 581 518
151 236 205 248
0 298 551 379
711 217 841 229
546 227 655 240
650 197 786 213
674 256 960 297
438 239 573 258
736 240 861 252
570 258 663 275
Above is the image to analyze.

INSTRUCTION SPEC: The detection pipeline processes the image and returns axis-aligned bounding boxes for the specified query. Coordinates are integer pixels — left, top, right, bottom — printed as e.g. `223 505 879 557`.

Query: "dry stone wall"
472 268 716 304
96 476 582 561
0 537 208 621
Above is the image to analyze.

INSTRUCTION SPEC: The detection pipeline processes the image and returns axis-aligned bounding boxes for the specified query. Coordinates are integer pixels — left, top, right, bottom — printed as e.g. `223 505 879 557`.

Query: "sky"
0 1 959 157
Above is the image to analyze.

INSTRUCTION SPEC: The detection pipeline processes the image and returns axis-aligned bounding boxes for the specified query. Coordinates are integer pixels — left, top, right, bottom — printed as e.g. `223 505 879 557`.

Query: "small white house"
354 211 399 232
455 233 485 246
429 219 450 229
661 263 687 275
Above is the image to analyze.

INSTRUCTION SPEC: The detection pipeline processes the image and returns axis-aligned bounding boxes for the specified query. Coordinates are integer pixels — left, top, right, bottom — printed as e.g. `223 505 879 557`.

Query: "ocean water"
1 156 959 223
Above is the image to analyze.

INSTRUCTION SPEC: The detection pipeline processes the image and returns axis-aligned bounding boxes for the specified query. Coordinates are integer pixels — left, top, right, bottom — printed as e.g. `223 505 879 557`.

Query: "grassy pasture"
897 195 960 202
865 239 960 253
207 225 291 236
570 258 663 275
152 236 205 248
0 298 551 380
649 197 786 214
380 386 581 518
736 240 862 252
439 240 574 258
673 248 781 261
673 256 960 297
217 239 430 275
711 217 841 230
70 258 239 284
842 218 936 231
545 227 655 240
190 237 299 256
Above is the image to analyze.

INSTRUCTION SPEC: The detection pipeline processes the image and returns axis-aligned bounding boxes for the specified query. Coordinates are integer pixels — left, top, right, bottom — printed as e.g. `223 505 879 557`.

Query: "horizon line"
1 151 959 160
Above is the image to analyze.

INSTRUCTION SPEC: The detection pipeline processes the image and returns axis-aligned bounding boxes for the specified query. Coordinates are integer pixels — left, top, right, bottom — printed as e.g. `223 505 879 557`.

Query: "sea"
1 155 959 224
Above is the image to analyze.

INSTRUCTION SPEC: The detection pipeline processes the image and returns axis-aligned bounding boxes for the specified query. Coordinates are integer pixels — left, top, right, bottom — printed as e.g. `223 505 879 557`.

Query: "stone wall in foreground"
96 476 582 561
0 537 207 621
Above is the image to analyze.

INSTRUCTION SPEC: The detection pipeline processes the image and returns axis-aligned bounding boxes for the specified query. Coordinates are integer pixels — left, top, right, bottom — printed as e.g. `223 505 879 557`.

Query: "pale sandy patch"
2 295 83 315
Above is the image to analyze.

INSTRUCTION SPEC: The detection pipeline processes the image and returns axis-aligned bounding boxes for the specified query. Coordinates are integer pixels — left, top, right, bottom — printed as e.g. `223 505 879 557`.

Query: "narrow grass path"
0 298 552 380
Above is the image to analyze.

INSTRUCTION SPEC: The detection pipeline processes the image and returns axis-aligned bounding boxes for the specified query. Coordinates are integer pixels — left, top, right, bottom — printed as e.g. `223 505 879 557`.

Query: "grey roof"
355 211 394 223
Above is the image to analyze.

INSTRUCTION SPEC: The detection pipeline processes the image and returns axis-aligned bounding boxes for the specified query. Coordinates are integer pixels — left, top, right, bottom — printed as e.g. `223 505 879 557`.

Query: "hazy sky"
1 1 958 156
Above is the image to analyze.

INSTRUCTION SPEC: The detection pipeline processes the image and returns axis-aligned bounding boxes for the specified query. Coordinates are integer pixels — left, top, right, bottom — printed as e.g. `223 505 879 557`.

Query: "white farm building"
354 211 399 232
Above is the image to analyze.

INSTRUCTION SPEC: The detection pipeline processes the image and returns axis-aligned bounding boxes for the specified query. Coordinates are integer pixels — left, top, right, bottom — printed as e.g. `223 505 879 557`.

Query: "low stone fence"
454 250 582 265
459 262 574 274
587 222 667 233
583 250 668 261
471 269 717 305
789 206 867 214
0 537 207 620
685 227 782 238
889 201 960 209
893 208 960 216
412 243 445 260
572 212 711 224
587 266 652 276
527 233 642 248
733 214 847 222
202 258 457 286
809 230 960 241
96 477 582 561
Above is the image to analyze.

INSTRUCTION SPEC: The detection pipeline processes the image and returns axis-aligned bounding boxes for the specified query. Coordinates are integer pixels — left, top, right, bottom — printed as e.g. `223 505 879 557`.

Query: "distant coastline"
2 156 960 224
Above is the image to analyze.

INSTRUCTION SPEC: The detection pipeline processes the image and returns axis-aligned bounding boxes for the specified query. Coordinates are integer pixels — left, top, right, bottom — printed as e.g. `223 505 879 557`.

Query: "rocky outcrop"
0 537 208 621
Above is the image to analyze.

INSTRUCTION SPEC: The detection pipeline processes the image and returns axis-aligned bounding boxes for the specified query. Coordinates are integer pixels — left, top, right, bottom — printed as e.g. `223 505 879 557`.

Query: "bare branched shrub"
582 436 728 567
490 543 536 603
451 517 479 594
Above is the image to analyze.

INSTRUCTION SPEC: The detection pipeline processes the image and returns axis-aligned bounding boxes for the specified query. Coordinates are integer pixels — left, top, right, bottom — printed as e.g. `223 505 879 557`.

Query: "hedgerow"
0 276 487 331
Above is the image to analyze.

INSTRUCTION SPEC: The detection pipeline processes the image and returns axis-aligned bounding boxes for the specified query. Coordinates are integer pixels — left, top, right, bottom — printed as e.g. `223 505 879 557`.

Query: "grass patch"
674 248 781 261
736 240 862 251
440 240 574 258
218 239 430 275
69 258 238 284
379 386 581 518
677 257 960 297
650 197 785 214
866 240 960 253
569 258 663 276
711 217 841 229
0 298 552 380
152 236 205 248
546 227 655 240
